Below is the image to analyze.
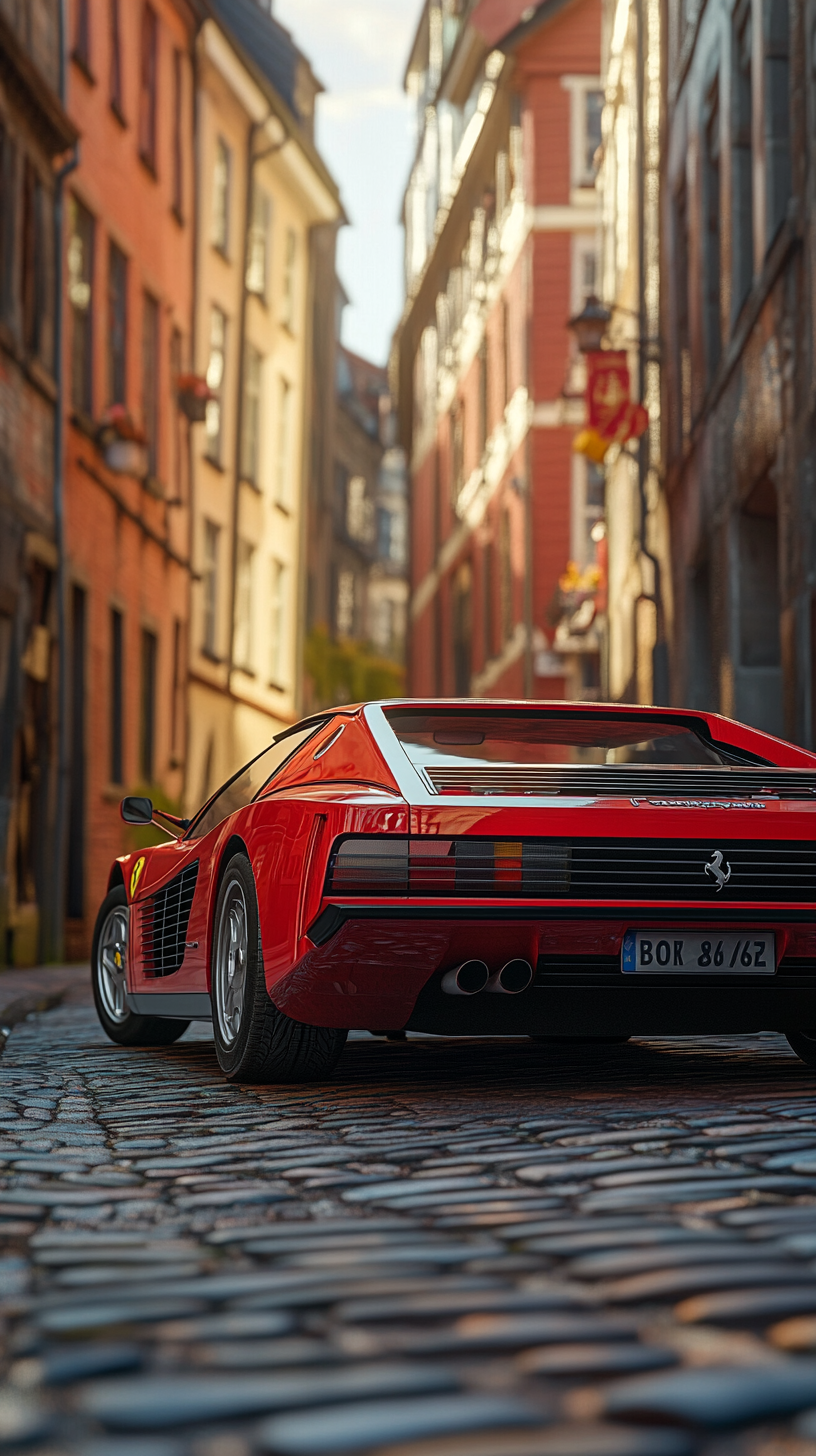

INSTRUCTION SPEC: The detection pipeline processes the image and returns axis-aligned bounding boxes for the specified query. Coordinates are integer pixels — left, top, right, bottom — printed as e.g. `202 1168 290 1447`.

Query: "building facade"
661 0 815 742
595 0 671 706
62 0 198 957
0 1 76 965
394 0 603 702
188 1 341 814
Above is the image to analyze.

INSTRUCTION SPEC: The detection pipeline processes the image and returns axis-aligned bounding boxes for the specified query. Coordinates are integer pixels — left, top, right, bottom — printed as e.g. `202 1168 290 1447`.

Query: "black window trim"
184 715 330 840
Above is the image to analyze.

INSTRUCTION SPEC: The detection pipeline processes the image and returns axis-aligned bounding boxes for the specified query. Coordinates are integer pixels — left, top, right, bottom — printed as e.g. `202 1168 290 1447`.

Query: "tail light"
327 837 571 896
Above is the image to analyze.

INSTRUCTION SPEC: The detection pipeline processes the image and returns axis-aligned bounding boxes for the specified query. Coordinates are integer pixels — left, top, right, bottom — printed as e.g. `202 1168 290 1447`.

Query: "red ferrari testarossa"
92 700 816 1080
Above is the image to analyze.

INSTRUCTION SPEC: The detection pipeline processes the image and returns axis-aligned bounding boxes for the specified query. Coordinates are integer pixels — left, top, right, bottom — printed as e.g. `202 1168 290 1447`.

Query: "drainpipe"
635 0 668 705
226 118 286 692
48 0 79 963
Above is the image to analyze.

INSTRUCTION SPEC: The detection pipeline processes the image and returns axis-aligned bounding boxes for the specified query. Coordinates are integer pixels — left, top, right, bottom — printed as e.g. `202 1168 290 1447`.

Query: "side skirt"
127 992 212 1021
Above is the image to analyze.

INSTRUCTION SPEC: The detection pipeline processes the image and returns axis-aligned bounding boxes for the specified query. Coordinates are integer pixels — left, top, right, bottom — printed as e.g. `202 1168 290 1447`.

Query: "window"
68 197 94 416
241 344 262 485
386 709 740 767
67 586 86 920
336 568 355 637
764 0 791 246
0 123 15 324
171 616 184 763
202 520 219 656
281 226 297 328
110 608 123 784
673 176 691 442
188 721 322 838
478 339 488 456
204 306 226 463
110 0 123 117
21 160 48 360
451 399 464 504
74 0 91 71
483 539 494 662
234 539 255 672
346 475 372 541
453 562 472 696
731 0 753 321
702 76 722 387
584 90 603 181
274 376 291 507
108 242 127 405
170 326 183 493
142 292 160 478
171 49 183 216
499 508 512 640
138 5 158 171
246 185 271 298
212 138 231 253
269 558 288 685
140 628 158 782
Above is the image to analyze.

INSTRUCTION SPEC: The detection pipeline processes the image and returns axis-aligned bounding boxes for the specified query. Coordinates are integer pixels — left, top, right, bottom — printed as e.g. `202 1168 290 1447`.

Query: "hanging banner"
574 349 649 461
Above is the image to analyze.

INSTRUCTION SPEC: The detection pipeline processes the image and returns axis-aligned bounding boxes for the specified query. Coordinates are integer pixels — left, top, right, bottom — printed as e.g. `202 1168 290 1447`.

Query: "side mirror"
121 795 153 825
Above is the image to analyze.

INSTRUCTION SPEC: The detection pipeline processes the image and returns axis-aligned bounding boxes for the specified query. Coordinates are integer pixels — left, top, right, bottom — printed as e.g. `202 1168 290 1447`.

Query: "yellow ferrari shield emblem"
129 856 146 899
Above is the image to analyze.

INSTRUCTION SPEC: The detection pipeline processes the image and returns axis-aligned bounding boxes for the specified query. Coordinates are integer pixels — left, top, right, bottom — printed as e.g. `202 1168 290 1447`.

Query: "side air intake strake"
138 861 199 977
326 837 816 904
423 766 816 799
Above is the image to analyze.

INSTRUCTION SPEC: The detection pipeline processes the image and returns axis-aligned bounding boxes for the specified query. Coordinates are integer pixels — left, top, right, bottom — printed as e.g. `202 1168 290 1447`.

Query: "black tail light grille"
326 837 816 905
138 861 199 977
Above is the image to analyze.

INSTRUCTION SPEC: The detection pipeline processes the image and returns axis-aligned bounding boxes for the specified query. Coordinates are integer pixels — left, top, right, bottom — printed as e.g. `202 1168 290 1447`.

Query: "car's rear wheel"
92 886 190 1047
211 851 347 1083
785 1030 816 1066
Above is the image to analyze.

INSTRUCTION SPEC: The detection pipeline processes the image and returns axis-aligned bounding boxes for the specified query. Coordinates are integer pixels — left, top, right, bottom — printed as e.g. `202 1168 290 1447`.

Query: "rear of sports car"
300 703 816 1063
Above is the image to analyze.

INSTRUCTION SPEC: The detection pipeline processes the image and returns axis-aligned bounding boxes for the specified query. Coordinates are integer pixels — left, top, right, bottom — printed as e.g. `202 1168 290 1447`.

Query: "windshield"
384 710 732 768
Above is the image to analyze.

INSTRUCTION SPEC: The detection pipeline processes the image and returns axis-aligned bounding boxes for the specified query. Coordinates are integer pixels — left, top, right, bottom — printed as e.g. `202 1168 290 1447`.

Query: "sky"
274 0 419 367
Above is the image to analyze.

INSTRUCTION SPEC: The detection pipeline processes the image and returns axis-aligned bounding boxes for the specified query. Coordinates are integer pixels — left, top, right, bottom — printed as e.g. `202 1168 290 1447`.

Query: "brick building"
186 0 341 813
661 0 816 742
62 0 199 955
393 0 602 701
0 1 76 964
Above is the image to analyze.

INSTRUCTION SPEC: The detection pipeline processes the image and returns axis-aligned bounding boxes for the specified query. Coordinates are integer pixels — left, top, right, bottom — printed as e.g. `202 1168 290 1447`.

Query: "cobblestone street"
1 978 815 1456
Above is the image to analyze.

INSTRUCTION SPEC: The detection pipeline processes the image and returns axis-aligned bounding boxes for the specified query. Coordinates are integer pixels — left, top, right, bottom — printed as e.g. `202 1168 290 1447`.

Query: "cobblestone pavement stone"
1 987 815 1456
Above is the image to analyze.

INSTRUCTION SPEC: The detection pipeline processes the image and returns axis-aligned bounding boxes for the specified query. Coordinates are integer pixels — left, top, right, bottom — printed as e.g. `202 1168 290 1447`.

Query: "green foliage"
304 625 404 708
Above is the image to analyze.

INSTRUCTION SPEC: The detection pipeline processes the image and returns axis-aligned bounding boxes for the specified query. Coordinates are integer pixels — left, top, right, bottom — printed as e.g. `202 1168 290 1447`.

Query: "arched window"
764 0 791 245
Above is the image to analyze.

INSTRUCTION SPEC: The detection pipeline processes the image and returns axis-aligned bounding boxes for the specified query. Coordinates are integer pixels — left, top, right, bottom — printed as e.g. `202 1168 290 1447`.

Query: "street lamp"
567 294 611 353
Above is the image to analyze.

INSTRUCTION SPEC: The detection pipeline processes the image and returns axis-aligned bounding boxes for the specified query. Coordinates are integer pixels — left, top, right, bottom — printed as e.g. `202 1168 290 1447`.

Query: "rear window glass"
384 710 731 768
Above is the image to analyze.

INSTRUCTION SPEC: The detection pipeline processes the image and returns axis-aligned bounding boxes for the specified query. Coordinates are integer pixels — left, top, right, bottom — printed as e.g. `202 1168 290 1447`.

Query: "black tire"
210 851 347 1083
785 1031 816 1066
92 886 190 1047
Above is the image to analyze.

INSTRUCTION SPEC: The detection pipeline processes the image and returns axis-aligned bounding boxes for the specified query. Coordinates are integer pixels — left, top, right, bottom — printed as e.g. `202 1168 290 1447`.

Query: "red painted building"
394 0 602 700
62 0 198 956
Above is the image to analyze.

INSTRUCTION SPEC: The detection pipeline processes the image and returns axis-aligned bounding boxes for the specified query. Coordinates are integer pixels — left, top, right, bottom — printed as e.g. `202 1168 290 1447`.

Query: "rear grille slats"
426 766 816 799
138 861 199 978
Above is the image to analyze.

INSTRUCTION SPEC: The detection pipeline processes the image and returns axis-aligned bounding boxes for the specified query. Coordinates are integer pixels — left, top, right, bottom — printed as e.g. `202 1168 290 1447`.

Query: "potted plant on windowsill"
176 373 215 423
97 406 149 478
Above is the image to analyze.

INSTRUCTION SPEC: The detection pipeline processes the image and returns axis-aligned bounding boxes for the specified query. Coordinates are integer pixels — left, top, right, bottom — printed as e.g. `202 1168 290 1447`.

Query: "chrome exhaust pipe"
486 958 534 994
441 960 490 996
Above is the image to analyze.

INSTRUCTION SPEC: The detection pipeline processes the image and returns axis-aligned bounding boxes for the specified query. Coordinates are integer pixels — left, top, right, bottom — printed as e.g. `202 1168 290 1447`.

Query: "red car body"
107 700 816 1045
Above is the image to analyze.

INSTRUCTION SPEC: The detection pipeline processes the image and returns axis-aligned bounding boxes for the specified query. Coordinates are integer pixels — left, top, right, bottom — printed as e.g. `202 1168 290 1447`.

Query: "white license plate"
622 930 776 974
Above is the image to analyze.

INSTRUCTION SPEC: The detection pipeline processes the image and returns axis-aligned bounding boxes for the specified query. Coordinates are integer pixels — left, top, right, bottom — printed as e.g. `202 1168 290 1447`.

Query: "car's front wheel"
211 851 347 1083
785 1030 816 1066
92 886 190 1046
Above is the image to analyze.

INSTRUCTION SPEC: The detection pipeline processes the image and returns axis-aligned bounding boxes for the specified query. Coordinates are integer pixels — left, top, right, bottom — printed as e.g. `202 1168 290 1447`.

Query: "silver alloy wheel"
214 876 249 1047
97 904 130 1024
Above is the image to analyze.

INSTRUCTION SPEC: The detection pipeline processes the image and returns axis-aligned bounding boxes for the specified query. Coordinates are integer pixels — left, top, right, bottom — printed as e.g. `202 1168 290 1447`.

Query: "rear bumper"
271 904 816 1035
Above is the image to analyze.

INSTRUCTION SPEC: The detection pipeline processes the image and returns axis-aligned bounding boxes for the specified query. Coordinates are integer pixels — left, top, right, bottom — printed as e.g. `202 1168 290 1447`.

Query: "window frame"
138 4 159 173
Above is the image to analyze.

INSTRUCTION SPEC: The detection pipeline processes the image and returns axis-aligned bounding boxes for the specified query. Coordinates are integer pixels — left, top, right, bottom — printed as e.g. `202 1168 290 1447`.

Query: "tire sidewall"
211 851 263 1076
91 885 133 1042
